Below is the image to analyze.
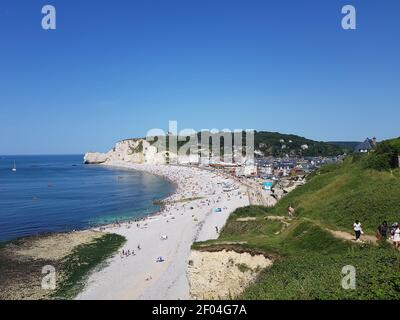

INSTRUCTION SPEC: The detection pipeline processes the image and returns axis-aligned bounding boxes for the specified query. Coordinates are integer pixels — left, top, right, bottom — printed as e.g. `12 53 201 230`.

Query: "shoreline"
0 160 176 245
0 229 125 300
76 161 250 300
0 162 182 300
100 162 179 218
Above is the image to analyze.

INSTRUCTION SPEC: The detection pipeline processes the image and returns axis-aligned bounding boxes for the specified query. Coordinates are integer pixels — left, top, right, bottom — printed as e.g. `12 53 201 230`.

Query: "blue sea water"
0 155 174 242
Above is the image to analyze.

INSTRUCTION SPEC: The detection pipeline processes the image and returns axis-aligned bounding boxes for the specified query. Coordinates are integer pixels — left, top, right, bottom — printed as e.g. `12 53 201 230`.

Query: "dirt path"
297 217 378 244
326 228 377 244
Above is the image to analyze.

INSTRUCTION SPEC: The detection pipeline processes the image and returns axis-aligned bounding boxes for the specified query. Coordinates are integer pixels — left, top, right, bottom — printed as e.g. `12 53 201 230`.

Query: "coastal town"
73 137 348 299
2 0 399 308
84 135 349 209
203 154 344 206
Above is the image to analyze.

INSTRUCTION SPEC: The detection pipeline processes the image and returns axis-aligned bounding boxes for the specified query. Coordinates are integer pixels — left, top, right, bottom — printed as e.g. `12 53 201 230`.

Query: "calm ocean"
0 155 174 242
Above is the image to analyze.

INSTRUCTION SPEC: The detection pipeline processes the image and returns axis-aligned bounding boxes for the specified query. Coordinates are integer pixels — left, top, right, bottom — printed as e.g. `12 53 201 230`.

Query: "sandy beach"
76 161 249 300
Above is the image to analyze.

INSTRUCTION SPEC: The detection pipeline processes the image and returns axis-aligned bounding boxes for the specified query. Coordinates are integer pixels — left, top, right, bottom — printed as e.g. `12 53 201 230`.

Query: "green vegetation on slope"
0 232 125 300
146 131 346 157
254 131 344 157
52 233 125 299
242 234 400 300
364 137 400 171
198 206 400 299
194 142 400 299
266 157 400 234
327 141 361 152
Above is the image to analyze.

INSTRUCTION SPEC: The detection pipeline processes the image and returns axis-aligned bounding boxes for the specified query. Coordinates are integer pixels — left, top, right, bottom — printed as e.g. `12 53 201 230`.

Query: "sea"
0 155 174 243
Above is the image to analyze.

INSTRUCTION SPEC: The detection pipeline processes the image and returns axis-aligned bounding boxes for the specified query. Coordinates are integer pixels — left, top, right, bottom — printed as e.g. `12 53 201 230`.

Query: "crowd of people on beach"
121 244 142 258
75 162 250 299
92 165 241 285
107 166 236 251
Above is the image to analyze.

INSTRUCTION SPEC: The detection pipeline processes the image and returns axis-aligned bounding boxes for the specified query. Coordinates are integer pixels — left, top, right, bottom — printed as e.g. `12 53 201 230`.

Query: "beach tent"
262 181 274 190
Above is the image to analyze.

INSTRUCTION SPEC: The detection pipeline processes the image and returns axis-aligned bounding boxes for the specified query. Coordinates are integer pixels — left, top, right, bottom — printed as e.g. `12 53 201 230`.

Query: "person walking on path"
393 224 400 250
288 205 295 219
377 221 388 240
353 220 363 242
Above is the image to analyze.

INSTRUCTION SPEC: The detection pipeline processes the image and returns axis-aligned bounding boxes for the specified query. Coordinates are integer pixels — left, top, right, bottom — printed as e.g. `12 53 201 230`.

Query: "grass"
154 197 204 207
219 218 282 241
267 158 400 233
173 197 205 203
52 233 125 299
192 157 400 299
241 244 400 300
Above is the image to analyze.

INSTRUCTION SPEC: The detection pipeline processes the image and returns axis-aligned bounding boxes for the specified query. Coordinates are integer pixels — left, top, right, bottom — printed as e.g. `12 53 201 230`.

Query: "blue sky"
0 0 399 154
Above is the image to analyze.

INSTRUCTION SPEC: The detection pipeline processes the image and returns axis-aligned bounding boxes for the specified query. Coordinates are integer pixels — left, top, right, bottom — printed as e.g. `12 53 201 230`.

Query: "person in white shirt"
393 225 400 250
353 220 363 241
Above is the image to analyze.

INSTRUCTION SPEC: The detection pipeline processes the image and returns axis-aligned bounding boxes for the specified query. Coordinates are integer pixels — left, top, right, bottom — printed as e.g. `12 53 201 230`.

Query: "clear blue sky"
0 0 399 154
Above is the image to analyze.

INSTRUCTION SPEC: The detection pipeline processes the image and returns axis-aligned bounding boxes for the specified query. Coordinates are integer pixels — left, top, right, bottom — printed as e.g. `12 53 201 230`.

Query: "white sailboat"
12 161 16 172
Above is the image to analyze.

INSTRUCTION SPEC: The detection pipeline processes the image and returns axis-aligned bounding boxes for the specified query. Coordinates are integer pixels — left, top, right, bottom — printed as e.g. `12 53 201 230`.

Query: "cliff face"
84 133 260 165
83 152 108 164
84 139 172 165
84 131 345 165
187 249 272 299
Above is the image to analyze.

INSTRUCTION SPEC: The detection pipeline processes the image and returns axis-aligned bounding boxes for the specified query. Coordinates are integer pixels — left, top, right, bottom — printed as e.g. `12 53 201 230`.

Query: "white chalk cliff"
84 135 254 165
84 138 199 165
85 139 164 164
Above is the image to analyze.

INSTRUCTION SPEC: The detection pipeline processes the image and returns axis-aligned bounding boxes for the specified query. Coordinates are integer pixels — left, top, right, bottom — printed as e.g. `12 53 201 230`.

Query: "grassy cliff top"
193 140 400 299
121 130 346 157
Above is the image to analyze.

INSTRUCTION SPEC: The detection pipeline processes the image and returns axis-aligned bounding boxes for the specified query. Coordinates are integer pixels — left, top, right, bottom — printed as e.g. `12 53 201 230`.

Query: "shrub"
362 153 391 171
352 153 364 163
319 163 340 174
374 138 400 169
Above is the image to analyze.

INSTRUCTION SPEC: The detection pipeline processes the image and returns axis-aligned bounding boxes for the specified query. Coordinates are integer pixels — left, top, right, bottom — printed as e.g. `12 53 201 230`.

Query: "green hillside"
327 141 361 152
194 138 400 299
254 131 344 157
151 131 345 157
268 159 400 234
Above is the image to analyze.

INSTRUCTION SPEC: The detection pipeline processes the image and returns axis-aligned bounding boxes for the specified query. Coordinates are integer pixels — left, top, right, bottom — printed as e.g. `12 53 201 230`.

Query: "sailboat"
12 161 17 172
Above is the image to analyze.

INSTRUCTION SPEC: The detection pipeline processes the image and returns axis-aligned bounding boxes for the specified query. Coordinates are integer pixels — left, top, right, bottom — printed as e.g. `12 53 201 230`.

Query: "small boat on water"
12 161 16 172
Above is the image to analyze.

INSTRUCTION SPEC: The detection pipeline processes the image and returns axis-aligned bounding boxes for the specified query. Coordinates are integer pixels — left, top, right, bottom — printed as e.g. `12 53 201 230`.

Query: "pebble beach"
76 161 249 300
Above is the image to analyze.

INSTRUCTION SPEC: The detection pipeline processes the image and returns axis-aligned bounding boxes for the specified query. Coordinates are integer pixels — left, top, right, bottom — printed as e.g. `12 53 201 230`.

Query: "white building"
236 165 257 177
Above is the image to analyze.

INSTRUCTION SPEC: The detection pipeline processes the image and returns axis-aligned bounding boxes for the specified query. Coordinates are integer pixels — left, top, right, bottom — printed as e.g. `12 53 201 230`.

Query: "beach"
76 161 249 300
